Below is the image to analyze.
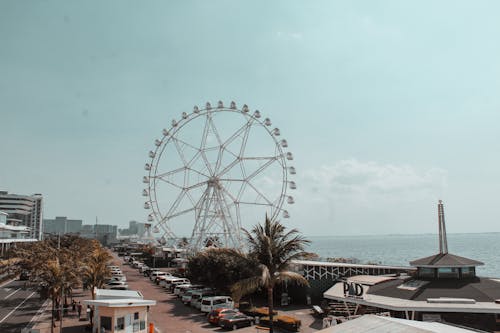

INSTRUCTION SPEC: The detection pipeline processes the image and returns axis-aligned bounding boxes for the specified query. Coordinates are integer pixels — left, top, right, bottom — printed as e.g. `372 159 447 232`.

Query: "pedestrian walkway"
32 288 92 333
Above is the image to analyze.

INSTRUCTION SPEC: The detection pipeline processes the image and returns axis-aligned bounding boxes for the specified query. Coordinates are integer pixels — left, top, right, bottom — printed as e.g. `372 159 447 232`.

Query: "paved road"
0 279 47 333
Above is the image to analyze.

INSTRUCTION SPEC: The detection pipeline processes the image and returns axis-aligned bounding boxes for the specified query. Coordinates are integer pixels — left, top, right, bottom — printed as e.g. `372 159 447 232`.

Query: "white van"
191 289 216 309
165 278 190 292
200 296 234 313
158 274 180 287
150 271 169 282
182 288 212 305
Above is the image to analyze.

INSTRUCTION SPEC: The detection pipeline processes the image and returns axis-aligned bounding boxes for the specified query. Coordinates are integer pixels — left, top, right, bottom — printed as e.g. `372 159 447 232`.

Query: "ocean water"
306 233 500 278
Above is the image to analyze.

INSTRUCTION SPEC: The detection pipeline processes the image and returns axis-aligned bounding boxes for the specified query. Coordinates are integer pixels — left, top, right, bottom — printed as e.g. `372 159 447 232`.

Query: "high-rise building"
0 191 43 240
80 223 117 246
43 216 83 235
118 220 146 236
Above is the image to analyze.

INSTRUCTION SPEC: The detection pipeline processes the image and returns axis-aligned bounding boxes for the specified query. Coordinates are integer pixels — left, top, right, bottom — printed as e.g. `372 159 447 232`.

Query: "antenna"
438 200 448 254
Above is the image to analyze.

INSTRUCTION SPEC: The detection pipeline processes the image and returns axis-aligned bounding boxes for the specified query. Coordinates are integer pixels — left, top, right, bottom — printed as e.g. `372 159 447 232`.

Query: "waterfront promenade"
32 254 322 333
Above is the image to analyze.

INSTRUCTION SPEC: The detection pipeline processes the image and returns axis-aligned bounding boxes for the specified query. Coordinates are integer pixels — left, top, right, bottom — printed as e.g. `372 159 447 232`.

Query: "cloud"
276 31 303 40
301 159 447 204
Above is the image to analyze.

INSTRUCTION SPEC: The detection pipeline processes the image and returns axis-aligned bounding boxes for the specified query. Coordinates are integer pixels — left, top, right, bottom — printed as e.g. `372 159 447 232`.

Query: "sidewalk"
32 288 93 333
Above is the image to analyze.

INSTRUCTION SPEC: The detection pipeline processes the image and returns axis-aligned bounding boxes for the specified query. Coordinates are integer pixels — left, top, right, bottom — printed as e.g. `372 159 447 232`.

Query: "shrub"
276 315 301 332
243 307 278 317
259 315 301 332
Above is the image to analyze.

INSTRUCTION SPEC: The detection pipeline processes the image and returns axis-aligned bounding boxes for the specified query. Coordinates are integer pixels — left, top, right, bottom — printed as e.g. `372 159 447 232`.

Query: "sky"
1 1 500 236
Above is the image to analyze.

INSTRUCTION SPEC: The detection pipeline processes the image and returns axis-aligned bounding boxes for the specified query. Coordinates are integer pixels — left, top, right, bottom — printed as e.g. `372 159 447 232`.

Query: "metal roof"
319 314 481 332
410 253 484 267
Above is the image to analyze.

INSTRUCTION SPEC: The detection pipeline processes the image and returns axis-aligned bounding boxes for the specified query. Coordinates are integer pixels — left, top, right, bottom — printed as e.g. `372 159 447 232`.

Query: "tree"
81 245 113 299
187 248 258 293
231 216 310 333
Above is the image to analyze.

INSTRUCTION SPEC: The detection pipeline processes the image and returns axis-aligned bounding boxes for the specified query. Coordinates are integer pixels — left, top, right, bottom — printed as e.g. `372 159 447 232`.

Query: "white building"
0 210 37 256
0 191 43 240
84 289 156 333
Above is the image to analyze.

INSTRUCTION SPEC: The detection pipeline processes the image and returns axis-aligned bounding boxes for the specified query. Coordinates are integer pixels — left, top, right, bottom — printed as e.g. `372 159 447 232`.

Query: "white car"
191 289 216 309
166 279 191 292
106 281 128 290
200 296 234 313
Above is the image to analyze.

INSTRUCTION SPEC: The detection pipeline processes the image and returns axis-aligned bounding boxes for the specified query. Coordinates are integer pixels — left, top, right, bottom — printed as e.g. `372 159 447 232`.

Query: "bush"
259 315 301 332
276 315 301 332
243 307 278 317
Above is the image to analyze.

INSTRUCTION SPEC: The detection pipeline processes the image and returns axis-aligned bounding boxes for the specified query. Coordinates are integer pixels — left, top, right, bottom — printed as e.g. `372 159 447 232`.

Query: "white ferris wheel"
143 101 296 251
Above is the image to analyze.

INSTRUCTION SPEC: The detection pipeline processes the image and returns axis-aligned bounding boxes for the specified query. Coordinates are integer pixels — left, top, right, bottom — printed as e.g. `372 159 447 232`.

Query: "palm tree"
231 216 310 333
82 246 112 299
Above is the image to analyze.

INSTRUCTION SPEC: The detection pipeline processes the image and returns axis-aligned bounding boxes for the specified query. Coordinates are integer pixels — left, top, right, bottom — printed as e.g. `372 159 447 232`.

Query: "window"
438 267 459 279
134 312 139 320
100 316 112 331
116 317 125 330
418 267 435 279
461 267 475 278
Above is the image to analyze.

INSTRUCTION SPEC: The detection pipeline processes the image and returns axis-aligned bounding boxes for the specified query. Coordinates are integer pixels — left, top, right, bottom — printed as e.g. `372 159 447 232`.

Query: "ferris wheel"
143 101 296 251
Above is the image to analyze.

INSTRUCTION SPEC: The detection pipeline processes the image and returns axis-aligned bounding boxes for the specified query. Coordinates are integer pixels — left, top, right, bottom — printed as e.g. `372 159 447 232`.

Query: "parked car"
174 284 204 297
219 314 254 330
191 290 217 309
106 281 128 290
158 275 180 287
108 275 126 282
150 271 169 282
165 278 190 292
143 267 159 277
182 288 212 305
208 308 240 326
201 296 234 313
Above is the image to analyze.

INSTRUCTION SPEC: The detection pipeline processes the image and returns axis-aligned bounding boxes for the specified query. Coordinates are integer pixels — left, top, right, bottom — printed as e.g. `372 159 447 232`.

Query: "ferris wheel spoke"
221 117 255 150
173 138 189 167
186 167 211 180
156 176 185 190
238 201 275 207
155 167 186 179
217 182 239 203
169 136 203 155
208 116 224 147
243 158 277 182
239 119 253 157
200 150 215 176
163 190 188 220
244 180 274 205
216 158 240 178
165 206 196 220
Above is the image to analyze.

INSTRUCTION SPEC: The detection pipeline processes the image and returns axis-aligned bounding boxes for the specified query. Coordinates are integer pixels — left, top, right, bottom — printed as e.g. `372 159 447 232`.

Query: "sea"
306 233 500 278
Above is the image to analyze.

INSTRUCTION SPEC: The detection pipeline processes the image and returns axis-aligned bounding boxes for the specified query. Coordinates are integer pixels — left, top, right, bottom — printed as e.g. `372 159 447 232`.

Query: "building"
0 191 43 240
0 210 37 256
43 216 83 235
323 201 500 332
118 221 147 237
320 314 480 332
80 223 118 246
84 289 156 333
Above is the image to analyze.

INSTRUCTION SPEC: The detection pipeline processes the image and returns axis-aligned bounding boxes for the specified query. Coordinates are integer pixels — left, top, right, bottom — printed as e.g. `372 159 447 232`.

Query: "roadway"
0 279 47 333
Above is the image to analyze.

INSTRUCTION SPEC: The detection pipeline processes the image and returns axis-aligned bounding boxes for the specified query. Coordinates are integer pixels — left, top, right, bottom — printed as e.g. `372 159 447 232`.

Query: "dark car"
219 314 254 330
207 308 240 325
19 270 31 281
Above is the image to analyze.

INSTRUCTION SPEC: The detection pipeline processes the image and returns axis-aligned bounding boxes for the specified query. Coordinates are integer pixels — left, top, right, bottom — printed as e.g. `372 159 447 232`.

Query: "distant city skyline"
1 1 499 236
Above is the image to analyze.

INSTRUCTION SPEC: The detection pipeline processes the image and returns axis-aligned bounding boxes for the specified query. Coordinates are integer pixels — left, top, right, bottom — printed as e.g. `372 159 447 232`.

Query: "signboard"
343 282 364 298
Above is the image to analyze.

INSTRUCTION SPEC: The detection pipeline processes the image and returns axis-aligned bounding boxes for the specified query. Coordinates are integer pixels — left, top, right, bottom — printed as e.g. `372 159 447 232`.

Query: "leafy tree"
187 248 258 293
231 216 310 333
82 245 113 299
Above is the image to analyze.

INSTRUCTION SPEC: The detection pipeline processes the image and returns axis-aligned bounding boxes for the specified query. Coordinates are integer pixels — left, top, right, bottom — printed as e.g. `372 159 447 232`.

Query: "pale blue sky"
1 1 499 236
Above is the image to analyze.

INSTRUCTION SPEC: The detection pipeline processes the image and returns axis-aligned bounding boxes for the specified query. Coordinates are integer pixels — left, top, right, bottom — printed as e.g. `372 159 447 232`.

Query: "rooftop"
410 253 484 268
